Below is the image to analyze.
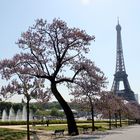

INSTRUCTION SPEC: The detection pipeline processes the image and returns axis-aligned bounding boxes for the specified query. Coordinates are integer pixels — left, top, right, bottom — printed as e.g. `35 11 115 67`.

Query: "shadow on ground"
68 136 100 140
66 131 123 140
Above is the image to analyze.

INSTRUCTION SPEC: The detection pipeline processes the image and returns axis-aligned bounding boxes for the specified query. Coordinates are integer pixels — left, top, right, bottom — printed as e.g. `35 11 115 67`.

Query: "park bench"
83 127 89 134
52 129 65 136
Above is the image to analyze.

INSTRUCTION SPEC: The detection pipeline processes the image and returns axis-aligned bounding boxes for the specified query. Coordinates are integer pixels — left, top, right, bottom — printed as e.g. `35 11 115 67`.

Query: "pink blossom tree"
0 73 50 140
69 59 106 131
0 18 94 135
99 92 123 129
125 101 140 123
111 95 126 127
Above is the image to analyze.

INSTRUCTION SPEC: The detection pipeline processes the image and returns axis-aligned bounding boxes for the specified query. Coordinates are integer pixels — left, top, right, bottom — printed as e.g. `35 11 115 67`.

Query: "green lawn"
32 124 68 131
32 120 129 132
32 123 107 132
0 120 130 139
0 128 26 140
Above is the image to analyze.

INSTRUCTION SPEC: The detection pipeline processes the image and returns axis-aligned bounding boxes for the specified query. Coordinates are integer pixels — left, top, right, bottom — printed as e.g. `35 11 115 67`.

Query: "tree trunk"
91 105 95 131
114 112 117 128
27 96 30 140
51 82 79 135
109 110 111 130
118 110 122 127
127 116 130 125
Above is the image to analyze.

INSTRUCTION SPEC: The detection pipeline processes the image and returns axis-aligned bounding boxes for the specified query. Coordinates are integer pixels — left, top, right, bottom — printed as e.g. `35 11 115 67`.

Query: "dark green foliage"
69 102 82 111
0 102 39 117
12 103 23 113
0 101 66 117
0 121 27 125
35 110 50 116
30 102 44 112
0 102 12 116
50 107 64 117
45 101 62 110
0 120 67 125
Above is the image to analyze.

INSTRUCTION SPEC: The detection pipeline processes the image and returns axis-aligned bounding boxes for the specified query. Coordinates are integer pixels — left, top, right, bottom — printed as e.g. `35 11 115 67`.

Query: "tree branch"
40 53 50 76
54 29 61 59
46 31 59 60
33 74 51 80
30 48 44 72
61 53 80 65
56 68 83 84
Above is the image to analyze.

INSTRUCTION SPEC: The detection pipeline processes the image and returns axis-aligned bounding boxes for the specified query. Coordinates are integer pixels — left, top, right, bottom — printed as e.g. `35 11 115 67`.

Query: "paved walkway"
67 124 140 140
99 125 140 140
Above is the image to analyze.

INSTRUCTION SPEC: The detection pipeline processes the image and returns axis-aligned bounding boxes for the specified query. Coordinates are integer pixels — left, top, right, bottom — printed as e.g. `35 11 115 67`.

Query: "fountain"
22 105 27 121
29 110 33 120
8 107 16 121
1 105 33 121
2 109 8 121
16 109 22 121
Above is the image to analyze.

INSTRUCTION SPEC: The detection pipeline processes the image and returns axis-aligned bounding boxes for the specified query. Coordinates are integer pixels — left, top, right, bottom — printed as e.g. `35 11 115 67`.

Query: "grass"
32 123 108 133
0 128 26 140
0 120 131 139
32 124 68 131
32 120 129 132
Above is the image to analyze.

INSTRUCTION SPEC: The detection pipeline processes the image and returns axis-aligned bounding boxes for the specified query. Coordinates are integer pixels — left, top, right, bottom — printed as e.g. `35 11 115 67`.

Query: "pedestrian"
46 119 49 127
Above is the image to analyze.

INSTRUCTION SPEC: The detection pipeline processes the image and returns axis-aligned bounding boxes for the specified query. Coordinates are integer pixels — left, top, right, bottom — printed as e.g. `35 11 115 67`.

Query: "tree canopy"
0 18 96 135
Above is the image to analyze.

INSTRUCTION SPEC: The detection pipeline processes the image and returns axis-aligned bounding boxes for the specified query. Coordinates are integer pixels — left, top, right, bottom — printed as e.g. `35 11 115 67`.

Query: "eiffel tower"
111 20 136 101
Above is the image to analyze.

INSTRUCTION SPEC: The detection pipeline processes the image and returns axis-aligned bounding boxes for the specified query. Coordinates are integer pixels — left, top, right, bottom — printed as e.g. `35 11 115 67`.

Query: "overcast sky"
0 0 140 102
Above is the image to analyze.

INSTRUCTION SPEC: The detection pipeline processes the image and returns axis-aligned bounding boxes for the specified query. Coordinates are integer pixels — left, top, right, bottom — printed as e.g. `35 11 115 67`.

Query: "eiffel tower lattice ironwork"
111 21 136 101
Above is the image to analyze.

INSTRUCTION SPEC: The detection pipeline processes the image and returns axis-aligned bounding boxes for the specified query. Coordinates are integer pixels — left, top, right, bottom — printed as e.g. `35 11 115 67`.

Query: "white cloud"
80 0 92 5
